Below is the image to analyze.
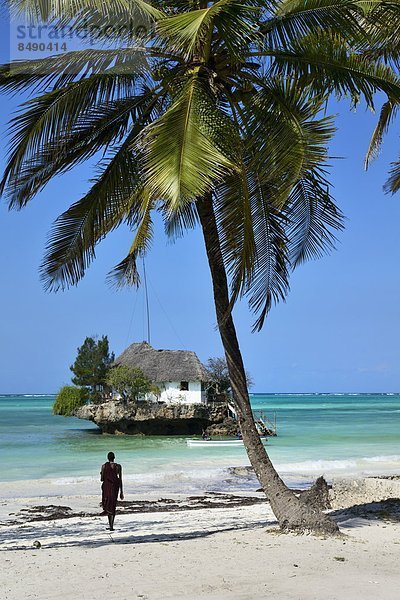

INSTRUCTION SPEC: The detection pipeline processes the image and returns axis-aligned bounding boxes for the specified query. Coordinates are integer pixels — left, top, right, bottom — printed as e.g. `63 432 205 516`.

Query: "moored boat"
186 438 267 447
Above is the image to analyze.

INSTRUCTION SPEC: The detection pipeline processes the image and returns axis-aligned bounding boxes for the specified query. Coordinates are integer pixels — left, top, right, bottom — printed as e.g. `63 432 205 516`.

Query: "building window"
180 381 189 391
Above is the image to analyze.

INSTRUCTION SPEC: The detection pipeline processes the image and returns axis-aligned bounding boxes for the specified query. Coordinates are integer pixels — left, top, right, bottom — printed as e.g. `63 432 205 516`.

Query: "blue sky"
0 18 399 394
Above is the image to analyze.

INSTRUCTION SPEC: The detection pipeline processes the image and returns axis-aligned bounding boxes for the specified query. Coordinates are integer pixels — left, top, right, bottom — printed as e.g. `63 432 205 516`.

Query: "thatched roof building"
114 342 209 384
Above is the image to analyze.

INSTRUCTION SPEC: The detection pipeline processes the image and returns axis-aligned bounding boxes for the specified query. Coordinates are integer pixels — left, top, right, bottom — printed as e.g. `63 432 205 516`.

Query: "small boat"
186 438 267 447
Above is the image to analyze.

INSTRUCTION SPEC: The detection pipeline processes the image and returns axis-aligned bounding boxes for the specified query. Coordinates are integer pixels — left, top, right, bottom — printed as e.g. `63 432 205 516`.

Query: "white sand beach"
1 480 400 600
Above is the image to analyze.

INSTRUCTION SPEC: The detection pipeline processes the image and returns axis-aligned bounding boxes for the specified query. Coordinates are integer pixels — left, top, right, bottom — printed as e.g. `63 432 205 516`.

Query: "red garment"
101 462 120 515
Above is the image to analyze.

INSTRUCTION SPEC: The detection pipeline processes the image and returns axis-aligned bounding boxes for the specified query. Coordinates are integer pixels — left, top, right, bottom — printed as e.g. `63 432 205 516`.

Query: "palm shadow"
331 498 400 529
1 519 276 551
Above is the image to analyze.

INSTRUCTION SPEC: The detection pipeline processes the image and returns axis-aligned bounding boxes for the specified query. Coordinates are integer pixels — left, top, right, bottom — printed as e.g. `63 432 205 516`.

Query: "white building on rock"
114 342 209 404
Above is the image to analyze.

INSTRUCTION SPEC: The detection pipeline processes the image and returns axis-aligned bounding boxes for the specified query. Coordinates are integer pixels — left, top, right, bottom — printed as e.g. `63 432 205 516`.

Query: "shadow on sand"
0 521 274 551
0 493 276 551
331 498 400 529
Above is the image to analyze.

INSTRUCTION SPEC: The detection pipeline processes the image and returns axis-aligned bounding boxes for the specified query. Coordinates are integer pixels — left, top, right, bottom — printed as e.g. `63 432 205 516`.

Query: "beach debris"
33 540 41 548
333 556 345 562
1 494 270 528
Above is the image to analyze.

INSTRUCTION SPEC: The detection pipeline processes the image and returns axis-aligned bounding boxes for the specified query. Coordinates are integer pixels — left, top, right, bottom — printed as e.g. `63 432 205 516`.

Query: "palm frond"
6 92 161 208
357 1 400 51
157 0 261 59
0 48 151 94
243 176 290 332
163 202 198 240
214 1 264 60
8 0 163 23
141 73 238 210
365 99 398 168
286 173 344 267
217 79 340 329
270 30 400 108
156 2 223 58
107 189 154 287
40 133 141 291
1 73 140 207
263 0 366 48
215 167 257 306
243 79 335 204
4 101 131 205
384 159 400 194
39 83 164 291
215 169 289 332
361 44 400 71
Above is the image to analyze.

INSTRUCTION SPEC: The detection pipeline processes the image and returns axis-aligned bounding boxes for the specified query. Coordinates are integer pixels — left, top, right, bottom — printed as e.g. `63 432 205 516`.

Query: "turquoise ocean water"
1 394 399 495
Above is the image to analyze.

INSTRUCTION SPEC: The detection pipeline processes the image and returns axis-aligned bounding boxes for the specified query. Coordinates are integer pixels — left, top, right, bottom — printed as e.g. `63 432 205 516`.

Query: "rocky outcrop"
207 417 238 436
75 399 235 435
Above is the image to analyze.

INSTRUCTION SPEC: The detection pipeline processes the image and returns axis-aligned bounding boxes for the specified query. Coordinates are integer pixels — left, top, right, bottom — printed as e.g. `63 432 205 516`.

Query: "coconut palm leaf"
162 202 198 239
357 1 400 49
156 3 224 58
286 172 344 267
270 31 400 107
242 80 335 203
141 72 239 210
216 79 339 328
213 2 264 60
5 91 162 208
41 132 141 290
215 168 257 305
263 0 366 48
4 102 132 205
1 74 143 207
245 176 290 332
365 99 398 168
156 0 261 59
108 189 154 287
0 48 152 95
216 168 290 331
384 159 400 193
362 44 400 70
39 82 166 291
8 0 162 23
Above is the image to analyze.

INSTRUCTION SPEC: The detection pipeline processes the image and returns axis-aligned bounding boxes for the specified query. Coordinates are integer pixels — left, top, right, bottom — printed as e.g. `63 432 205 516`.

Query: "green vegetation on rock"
53 385 89 416
106 365 160 402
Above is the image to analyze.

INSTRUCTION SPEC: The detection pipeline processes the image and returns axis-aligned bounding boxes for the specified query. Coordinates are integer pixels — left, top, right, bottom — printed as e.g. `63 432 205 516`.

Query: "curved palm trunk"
197 195 338 535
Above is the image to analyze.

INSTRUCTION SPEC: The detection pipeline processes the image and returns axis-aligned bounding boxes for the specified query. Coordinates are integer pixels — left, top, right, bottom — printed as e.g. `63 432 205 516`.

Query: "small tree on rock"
207 357 253 398
106 365 159 402
70 336 114 402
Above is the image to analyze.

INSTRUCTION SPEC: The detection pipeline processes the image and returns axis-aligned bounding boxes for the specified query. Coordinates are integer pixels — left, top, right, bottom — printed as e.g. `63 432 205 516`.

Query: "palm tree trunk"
197 194 338 535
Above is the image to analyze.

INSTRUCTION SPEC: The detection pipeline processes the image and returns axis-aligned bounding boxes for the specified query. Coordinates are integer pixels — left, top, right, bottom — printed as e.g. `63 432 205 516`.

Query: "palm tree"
2 0 400 533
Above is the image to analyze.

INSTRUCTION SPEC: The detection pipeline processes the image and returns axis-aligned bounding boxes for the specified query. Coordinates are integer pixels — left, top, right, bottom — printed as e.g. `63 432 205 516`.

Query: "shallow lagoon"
1 394 399 493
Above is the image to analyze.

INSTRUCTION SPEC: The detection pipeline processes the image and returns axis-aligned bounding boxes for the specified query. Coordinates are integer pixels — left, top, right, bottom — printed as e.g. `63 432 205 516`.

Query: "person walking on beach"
100 451 124 531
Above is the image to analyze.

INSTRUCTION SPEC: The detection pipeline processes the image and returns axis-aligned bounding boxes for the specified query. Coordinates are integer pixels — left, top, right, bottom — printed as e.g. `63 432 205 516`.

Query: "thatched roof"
114 342 209 383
